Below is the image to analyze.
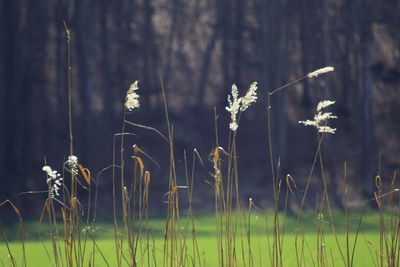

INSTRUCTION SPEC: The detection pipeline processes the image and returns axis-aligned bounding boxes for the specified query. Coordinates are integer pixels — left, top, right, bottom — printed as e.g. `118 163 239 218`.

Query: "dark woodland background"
1 0 400 216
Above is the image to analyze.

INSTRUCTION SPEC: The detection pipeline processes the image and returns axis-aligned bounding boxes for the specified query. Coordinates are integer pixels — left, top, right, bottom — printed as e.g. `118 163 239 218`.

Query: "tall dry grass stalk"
267 66 339 267
0 199 25 267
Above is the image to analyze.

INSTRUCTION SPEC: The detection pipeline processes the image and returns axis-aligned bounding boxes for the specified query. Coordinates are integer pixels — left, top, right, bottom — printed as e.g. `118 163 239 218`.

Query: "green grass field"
0 212 390 266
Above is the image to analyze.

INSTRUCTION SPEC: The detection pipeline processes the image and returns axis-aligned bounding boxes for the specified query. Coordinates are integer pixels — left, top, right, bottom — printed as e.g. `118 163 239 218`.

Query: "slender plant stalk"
317 133 346 265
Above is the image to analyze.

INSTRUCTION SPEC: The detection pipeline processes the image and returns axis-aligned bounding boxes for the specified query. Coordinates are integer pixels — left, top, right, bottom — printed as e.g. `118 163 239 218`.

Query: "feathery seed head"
66 155 79 175
226 82 258 131
318 126 336 134
314 112 337 125
42 165 63 198
299 99 337 134
226 84 242 132
298 120 318 127
307 66 334 78
67 155 78 165
125 81 140 111
240 82 258 112
317 100 335 111
42 166 55 178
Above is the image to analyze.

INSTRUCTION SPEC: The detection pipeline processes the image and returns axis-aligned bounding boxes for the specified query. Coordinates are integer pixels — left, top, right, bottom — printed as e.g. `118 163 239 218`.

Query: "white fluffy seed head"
307 66 334 78
67 155 78 165
43 165 63 197
226 84 242 132
42 166 52 175
66 155 79 175
125 81 140 111
43 165 58 180
299 99 337 134
318 126 336 134
317 100 335 111
226 82 258 131
240 82 258 112
298 120 318 127
314 112 337 125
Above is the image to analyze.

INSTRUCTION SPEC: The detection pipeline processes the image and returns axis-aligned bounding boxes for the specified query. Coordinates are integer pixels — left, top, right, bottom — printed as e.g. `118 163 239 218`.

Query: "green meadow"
0 212 393 266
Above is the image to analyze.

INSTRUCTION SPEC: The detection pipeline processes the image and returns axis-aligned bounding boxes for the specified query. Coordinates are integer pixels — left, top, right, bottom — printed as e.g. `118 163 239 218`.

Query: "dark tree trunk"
1 0 18 201
360 11 375 198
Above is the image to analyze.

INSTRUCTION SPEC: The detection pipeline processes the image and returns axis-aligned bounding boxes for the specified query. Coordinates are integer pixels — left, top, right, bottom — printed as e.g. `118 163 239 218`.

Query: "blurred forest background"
1 0 400 216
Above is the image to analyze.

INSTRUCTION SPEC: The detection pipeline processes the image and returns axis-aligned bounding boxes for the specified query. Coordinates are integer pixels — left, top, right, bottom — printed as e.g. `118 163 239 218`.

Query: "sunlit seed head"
43 165 63 197
307 66 334 78
66 155 79 175
318 126 336 134
299 100 337 134
226 82 258 131
240 82 258 112
317 100 335 111
43 165 58 180
67 155 78 165
226 83 242 132
125 81 140 111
